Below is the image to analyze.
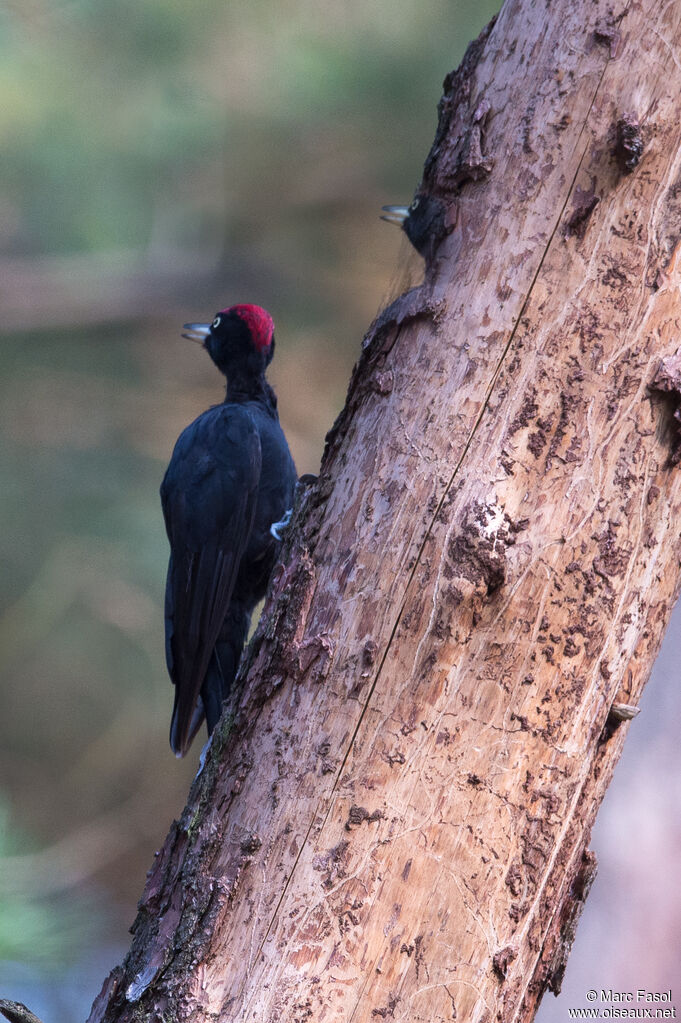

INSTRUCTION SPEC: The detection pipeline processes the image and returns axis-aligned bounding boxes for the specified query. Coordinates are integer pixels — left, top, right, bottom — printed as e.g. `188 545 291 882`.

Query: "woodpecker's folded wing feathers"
161 406 262 756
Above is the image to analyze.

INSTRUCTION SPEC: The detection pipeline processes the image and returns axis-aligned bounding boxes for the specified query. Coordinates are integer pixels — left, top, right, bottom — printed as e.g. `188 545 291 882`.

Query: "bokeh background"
0 1 679 1020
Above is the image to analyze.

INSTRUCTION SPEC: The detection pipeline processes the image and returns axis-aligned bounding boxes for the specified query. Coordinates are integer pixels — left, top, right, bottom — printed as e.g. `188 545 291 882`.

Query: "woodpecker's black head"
381 193 447 260
182 304 275 378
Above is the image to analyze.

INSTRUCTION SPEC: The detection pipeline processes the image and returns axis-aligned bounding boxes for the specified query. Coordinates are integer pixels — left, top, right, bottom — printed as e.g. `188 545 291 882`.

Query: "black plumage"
381 194 448 260
161 304 296 757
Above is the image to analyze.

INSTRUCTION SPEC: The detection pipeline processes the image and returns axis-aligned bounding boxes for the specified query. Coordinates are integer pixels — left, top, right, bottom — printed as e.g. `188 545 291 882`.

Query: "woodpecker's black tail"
200 604 251 735
170 604 251 756
169 692 205 758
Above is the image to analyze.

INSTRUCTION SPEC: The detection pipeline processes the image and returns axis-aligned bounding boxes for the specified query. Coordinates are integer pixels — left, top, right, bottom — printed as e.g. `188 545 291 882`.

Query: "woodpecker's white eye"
212 315 222 329
410 197 420 211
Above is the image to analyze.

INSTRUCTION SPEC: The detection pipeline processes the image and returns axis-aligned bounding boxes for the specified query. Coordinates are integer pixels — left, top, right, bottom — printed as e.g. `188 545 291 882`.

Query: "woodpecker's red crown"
222 304 274 352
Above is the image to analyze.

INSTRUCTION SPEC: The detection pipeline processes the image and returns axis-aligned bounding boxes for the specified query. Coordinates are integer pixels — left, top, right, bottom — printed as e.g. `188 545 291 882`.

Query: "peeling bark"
89 0 681 1020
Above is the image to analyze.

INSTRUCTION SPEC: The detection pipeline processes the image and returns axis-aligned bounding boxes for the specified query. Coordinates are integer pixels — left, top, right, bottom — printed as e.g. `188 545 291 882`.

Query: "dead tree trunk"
89 1 681 1020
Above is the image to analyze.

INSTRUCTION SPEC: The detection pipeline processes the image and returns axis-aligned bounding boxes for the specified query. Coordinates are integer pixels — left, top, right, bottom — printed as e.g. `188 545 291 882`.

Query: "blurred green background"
1 1 679 1020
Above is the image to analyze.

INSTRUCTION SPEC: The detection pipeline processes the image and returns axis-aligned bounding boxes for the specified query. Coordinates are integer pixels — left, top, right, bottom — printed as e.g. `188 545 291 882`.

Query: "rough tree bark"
89 0 681 1020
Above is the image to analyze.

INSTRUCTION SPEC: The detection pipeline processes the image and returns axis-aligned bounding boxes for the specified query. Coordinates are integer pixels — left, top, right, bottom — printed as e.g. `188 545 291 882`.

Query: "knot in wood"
447 500 514 598
615 114 643 173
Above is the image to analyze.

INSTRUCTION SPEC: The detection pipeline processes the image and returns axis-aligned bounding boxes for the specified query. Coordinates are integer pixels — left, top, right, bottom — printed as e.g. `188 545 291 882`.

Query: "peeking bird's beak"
380 205 410 227
181 323 211 344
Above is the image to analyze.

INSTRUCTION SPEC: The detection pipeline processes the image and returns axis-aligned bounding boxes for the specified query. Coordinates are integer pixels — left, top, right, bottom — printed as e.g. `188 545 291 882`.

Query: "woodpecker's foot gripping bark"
270 508 293 540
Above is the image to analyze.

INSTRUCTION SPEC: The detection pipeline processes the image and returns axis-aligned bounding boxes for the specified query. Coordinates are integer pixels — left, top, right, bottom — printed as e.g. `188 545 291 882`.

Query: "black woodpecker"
161 304 296 757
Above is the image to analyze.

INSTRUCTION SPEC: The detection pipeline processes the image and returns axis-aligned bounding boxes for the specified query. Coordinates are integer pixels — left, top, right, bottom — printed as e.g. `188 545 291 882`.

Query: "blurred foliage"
0 0 501 1018
1 0 499 259
0 798 98 964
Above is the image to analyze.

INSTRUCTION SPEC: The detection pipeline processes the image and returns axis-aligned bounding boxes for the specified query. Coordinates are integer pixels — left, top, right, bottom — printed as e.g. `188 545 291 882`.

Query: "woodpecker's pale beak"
380 205 409 227
182 323 211 344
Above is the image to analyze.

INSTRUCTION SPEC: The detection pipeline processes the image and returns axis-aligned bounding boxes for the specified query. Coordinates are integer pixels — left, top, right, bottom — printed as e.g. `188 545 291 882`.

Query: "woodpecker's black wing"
161 404 261 757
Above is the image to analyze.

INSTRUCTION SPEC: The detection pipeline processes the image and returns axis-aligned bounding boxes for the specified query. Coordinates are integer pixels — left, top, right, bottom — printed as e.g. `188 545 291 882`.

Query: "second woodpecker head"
182 303 275 378
381 193 448 261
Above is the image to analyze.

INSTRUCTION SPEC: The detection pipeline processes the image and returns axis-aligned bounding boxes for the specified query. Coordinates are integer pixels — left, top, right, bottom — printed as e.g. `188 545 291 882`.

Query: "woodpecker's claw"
380 204 410 227
182 322 211 344
270 508 293 541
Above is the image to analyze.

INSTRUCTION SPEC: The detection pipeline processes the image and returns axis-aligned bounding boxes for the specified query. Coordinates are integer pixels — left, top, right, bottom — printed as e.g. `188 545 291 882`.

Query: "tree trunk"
89 0 681 1020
